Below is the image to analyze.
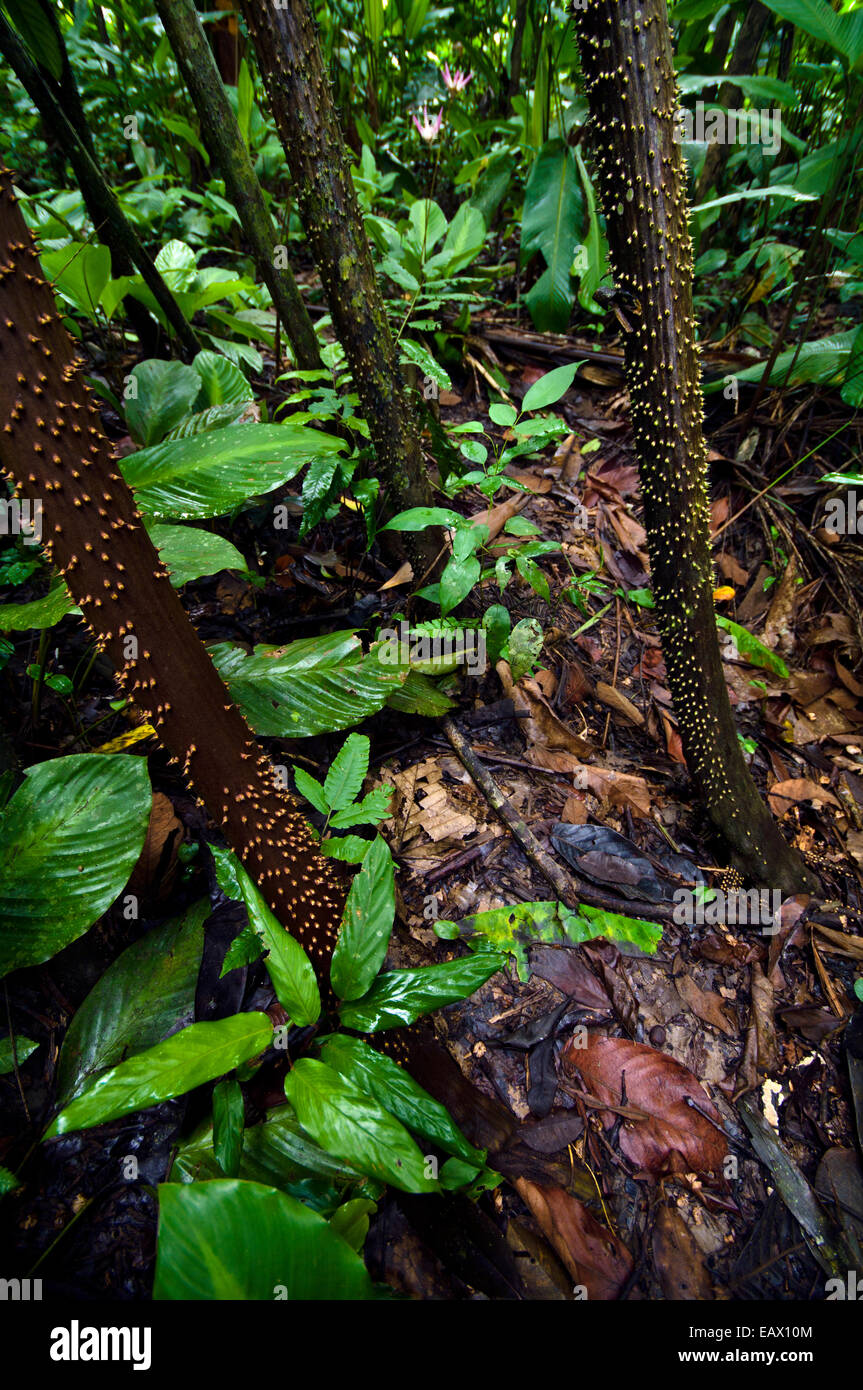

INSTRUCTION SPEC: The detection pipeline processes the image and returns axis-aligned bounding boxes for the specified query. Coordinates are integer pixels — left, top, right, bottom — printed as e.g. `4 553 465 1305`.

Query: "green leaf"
3 0 63 78
284 1059 439 1193
440 554 480 615
386 669 456 717
338 953 506 1033
322 835 374 863
192 350 253 407
330 836 395 1001
171 1103 368 1192
39 243 111 321
382 506 461 531
323 733 370 812
506 616 544 681
436 202 486 275
0 755 151 980
399 339 452 391
125 359 202 446
328 786 392 829
408 199 448 257
47 1013 273 1137
56 900 209 1105
329 1197 375 1251
154 1179 379 1299
515 552 550 601
522 363 580 413
521 141 582 332
210 632 406 738
236 57 254 146
162 401 253 439
482 604 511 663
211 846 320 1026
841 324 863 408
148 524 247 587
319 1034 487 1167
121 423 344 520
716 616 790 678
0 1164 21 1196
0 578 76 632
759 0 863 70
220 922 264 976
292 767 329 816
489 402 518 427
0 1035 38 1074
213 1078 245 1178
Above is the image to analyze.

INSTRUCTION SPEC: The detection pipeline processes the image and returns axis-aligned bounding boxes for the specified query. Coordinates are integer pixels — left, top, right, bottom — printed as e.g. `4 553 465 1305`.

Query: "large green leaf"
125 359 202 446
171 1105 367 1193
0 755 151 979
55 900 209 1105
521 140 582 332
330 835 395 1002
148 523 248 587
759 0 863 70
192 350 253 406
284 1059 439 1193
211 845 320 1026
319 1035 487 1167
705 330 856 394
338 953 506 1033
323 733 370 812
0 1035 38 1074
39 243 111 321
0 578 77 631
210 631 406 738
154 1179 379 1299
46 1012 273 1137
121 423 344 520
4 0 63 78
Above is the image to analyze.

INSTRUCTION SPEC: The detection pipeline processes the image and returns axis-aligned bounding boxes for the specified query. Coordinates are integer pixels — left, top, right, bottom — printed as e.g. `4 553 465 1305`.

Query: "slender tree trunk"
694 2 770 210
0 170 344 976
573 0 816 894
238 0 440 574
0 16 201 358
155 0 322 371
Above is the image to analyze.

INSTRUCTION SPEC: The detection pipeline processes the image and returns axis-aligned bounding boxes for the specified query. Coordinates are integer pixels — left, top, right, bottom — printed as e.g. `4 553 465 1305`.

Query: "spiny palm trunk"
155 0 322 371
573 0 815 894
0 170 344 974
238 0 439 574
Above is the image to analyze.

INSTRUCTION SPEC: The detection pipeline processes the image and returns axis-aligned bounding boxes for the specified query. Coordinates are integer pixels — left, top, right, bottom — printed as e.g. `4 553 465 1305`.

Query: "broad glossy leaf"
522 362 580 413
121 423 344 520
338 953 506 1032
319 1034 486 1167
0 578 76 631
47 1012 273 1137
213 1077 245 1178
0 755 151 979
330 836 394 1001
210 632 406 737
154 1179 379 1299
192 349 253 406
211 845 320 1026
125 359 201 446
521 141 582 332
0 1035 38 1074
284 1059 439 1193
716 616 790 677
148 523 247 587
171 1104 367 1193
56 900 209 1105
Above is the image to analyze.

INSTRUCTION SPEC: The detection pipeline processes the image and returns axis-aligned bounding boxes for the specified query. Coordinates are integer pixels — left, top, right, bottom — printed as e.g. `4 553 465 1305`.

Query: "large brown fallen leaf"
497 661 593 759
767 777 841 818
651 1202 717 1300
561 1034 728 1177
514 1178 633 1300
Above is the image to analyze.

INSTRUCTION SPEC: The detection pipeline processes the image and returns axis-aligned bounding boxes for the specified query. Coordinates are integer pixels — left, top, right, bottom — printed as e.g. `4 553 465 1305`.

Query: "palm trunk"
238 0 439 574
155 0 322 371
0 170 344 976
573 0 815 894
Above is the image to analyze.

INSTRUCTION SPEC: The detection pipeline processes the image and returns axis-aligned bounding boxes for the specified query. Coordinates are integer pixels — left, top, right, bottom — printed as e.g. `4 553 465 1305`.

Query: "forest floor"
2 304 863 1301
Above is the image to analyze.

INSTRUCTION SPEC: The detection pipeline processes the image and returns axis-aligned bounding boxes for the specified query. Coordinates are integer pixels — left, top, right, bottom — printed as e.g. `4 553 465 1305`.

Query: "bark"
573 0 816 894
0 170 345 977
156 0 322 371
0 15 201 358
238 0 439 574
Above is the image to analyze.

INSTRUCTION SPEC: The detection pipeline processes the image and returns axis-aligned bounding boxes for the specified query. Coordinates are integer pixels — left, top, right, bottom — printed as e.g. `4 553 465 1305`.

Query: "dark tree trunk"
573 0 816 894
155 0 322 371
238 0 440 575
0 171 345 976
0 16 201 358
694 2 771 209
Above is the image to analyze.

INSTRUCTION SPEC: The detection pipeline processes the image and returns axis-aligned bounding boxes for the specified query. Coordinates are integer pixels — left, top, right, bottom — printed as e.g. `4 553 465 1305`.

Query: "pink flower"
442 63 473 93
412 103 444 141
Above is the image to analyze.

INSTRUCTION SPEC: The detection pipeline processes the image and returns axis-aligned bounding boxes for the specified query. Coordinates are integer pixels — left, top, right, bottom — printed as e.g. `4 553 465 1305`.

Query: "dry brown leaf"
497 661 593 758
514 1178 633 1300
595 680 645 727
767 777 841 818
561 1034 728 1178
674 971 737 1037
750 961 780 1074
651 1203 717 1300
